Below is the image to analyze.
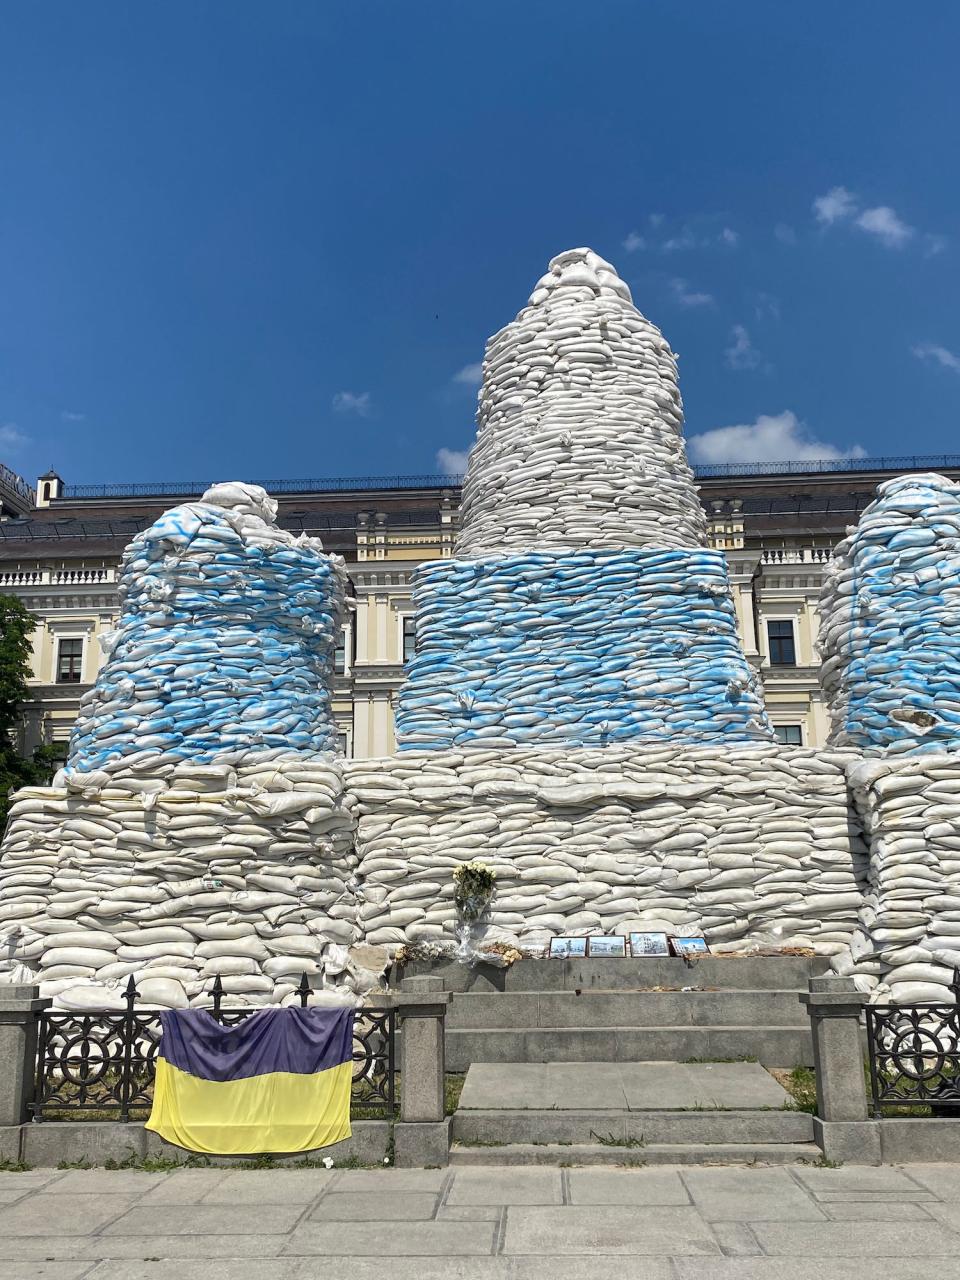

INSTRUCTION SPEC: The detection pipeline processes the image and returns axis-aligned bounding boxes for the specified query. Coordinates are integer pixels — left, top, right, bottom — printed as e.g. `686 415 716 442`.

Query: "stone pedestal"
800 976 878 1163
392 979 451 1166
0 985 49 1126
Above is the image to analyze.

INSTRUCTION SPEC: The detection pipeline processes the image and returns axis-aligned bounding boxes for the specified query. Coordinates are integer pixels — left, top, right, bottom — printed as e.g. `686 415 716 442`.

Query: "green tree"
0 594 58 832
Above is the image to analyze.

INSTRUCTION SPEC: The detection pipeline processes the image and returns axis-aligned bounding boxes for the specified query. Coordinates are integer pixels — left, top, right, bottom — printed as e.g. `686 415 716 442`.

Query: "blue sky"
1 2 957 488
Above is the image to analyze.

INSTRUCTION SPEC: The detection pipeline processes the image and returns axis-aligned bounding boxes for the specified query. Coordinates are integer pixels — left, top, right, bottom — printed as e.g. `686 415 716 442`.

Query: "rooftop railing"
55 454 960 501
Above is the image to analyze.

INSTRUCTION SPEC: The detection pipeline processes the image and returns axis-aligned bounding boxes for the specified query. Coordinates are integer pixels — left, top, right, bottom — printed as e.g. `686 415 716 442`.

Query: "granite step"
452 1108 814 1146
448 1141 821 1166
445 988 810 1030
399 955 829 993
445 1024 814 1070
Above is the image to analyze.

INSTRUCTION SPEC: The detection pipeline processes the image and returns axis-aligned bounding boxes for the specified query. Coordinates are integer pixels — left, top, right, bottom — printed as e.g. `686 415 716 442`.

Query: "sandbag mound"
819 472 960 755
65 481 347 779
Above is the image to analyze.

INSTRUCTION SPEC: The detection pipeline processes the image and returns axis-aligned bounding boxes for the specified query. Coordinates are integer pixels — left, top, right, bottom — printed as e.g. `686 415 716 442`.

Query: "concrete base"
393 1119 451 1168
2 1120 391 1168
879 1118 960 1163
813 1117 882 1165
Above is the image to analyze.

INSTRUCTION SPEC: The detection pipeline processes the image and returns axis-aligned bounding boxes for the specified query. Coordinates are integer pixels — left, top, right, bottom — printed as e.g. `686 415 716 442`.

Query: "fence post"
799 975 879 1163
0 985 50 1131
392 977 451 1167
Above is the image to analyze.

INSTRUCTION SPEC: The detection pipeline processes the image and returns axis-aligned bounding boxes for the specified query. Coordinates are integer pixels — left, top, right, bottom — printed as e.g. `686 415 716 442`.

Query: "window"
334 629 346 676
402 616 417 663
56 638 83 683
774 724 803 745
766 620 796 666
336 731 350 757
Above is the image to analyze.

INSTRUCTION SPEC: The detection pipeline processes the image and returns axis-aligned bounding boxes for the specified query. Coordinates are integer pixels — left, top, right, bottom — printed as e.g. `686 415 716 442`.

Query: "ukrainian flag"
145 1006 355 1155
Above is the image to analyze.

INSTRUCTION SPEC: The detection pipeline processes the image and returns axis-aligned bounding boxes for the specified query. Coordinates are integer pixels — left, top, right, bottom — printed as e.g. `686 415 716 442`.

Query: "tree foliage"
0 594 58 832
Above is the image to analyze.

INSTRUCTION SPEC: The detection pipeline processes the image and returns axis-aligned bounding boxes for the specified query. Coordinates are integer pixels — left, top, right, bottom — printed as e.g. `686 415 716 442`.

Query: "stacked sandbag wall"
397 549 769 749
818 472 960 755
0 758 378 1009
348 745 866 954
842 755 960 1002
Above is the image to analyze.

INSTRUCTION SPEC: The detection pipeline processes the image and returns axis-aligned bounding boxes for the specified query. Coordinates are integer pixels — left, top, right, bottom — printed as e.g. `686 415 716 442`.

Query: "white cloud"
688 410 866 465
622 231 646 252
670 278 714 308
0 423 29 452
812 186 934 252
753 292 781 322
775 223 797 245
60 409 85 423
856 205 913 248
725 325 762 371
913 342 960 374
719 227 739 247
813 186 858 225
452 362 483 386
331 390 372 416
436 447 468 475
648 213 665 228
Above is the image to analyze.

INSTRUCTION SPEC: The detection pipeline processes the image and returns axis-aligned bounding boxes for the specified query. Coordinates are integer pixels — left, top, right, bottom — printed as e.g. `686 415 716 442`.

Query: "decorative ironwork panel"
32 974 398 1121
866 969 960 1116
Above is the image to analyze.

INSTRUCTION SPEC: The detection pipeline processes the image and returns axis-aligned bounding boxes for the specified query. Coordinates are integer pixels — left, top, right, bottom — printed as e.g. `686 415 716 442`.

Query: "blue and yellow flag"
145 1006 355 1155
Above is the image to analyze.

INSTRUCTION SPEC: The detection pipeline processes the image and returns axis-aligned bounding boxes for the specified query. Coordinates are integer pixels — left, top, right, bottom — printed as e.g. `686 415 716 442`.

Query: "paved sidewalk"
5 1163 960 1277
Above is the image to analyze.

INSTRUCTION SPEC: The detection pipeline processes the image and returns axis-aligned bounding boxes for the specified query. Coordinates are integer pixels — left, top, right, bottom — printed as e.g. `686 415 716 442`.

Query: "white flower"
322 1157 334 1169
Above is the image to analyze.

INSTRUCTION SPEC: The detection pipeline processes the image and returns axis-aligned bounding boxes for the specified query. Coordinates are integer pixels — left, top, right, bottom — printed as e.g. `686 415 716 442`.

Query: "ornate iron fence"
866 968 960 1116
32 974 396 1122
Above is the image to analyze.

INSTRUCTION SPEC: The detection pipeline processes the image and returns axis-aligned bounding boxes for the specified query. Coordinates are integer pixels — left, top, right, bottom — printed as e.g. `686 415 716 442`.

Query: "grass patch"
590 1131 646 1148
770 1065 818 1115
445 1074 466 1115
0 1160 28 1173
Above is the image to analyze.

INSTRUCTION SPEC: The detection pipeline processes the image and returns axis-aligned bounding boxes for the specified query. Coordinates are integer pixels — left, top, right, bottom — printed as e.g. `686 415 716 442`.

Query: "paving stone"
674 1263 960 1279
918 1202 960 1234
502 1205 719 1255
567 1168 690 1205
791 1166 927 1197
46 1170 171 1195
750 1220 960 1256
0 1266 92 1280
199 1169 334 1204
447 1169 562 1205
102 1203 305 1236
284 1219 496 1256
136 1170 231 1203
811 1189 936 1202
280 1264 674 1280
331 1169 448 1191
712 1222 763 1256
437 1204 503 1221
824 1201 936 1221
308 1191 438 1221
84 1263 300 1280
902 1164 960 1199
683 1168 826 1222
0 1193 139 1236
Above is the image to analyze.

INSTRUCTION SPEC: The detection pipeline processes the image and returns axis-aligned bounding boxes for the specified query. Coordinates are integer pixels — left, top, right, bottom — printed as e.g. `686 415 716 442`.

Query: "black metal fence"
866 968 960 1117
32 974 396 1122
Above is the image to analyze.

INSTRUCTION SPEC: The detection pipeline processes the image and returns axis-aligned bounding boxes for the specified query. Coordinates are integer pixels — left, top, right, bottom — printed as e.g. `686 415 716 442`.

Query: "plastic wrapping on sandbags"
65 482 347 778
456 248 707 558
397 548 772 749
818 473 960 756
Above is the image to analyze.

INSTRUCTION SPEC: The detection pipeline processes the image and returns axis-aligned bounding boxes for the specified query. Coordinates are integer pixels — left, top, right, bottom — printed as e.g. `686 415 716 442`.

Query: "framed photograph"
629 931 671 958
671 936 710 957
587 935 627 958
549 936 587 958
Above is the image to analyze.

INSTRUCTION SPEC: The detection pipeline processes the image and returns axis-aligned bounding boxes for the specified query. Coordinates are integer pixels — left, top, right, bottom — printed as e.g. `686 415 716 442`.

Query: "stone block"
22 1122 147 1169
0 1126 22 1165
812 1119 882 1165
879 1118 960 1164
501 1204 719 1256
393 1119 450 1168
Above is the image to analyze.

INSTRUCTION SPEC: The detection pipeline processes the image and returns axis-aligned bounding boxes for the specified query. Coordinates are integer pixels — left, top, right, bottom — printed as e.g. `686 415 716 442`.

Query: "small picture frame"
671 936 710 957
549 936 587 958
629 931 671 958
587 935 627 958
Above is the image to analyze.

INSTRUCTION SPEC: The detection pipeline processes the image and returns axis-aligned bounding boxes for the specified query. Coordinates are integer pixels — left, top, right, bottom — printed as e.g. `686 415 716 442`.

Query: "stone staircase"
397 954 826 1166
399 955 829 1071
